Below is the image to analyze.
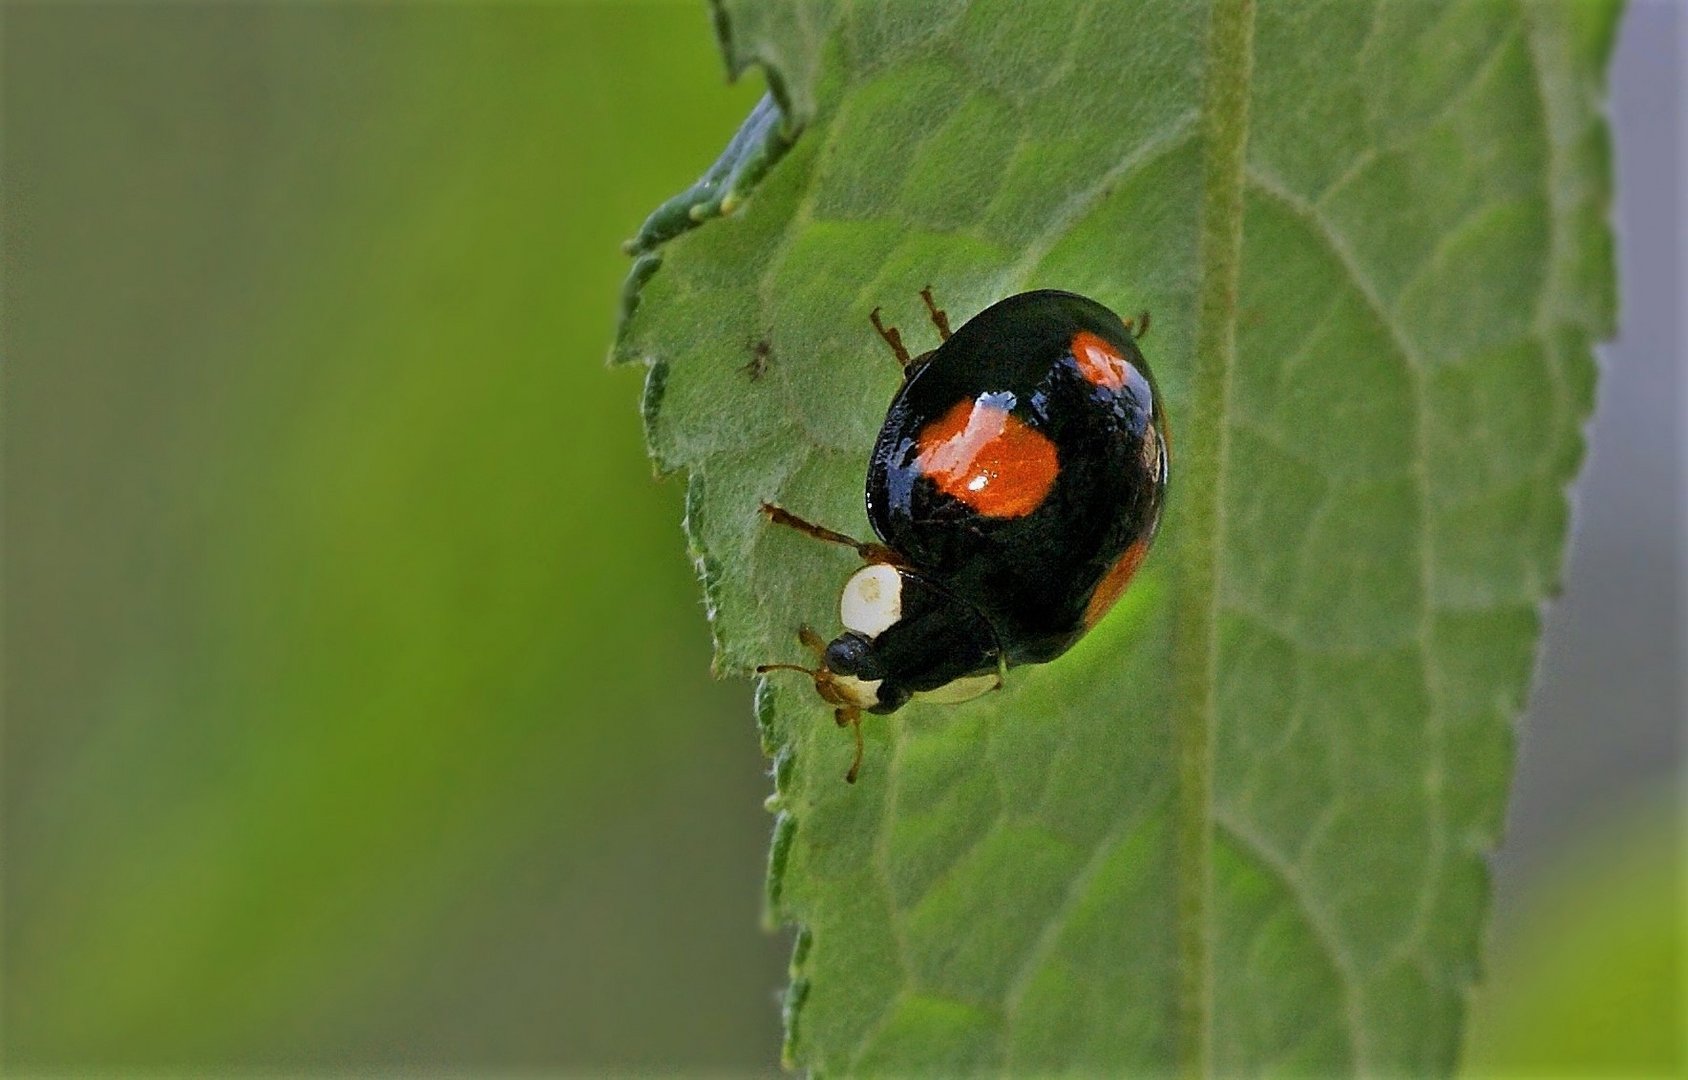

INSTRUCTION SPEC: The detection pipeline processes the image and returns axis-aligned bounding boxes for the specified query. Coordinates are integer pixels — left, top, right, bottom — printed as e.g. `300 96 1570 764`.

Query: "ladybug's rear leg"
920 285 951 339
868 307 912 368
1123 310 1152 338
760 502 901 565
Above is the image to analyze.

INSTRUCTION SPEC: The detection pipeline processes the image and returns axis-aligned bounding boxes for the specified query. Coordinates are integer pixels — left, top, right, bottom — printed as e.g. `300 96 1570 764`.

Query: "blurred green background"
1 1 1679 1075
3 2 783 1071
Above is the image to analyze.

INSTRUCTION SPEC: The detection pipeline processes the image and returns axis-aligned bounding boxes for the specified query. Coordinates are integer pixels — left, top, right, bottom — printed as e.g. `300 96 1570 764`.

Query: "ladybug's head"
757 562 1002 717
752 629 914 716
755 561 1004 784
816 630 913 714
753 562 918 716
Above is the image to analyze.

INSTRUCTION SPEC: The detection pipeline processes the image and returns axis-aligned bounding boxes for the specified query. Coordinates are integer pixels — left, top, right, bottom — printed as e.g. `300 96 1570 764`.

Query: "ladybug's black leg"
920 285 951 340
1125 310 1151 338
835 706 864 784
760 502 900 564
869 307 912 368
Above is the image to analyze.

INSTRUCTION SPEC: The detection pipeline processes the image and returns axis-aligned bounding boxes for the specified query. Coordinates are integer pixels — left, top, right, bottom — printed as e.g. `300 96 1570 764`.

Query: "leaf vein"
1003 114 1201 288
1213 811 1365 1065
1173 2 1256 1075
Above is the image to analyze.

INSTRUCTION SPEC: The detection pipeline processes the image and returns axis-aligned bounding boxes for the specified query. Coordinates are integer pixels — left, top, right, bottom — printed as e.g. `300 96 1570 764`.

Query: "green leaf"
614 0 1619 1074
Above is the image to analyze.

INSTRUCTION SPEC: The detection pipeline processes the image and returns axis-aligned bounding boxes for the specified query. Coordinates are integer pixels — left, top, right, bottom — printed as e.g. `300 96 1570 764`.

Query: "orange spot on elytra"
1072 330 1129 390
915 396 1058 518
1083 537 1152 627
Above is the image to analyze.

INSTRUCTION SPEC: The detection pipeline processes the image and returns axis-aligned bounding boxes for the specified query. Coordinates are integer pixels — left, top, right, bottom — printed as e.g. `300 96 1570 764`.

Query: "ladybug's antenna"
796 625 829 656
755 663 820 678
763 628 868 784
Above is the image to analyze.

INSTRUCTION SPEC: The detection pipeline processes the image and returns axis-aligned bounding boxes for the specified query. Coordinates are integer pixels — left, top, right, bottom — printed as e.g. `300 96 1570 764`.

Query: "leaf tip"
621 92 794 260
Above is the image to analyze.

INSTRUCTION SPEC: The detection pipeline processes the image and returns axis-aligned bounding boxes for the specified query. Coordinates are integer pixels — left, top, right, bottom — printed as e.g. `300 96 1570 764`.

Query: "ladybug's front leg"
835 706 864 784
759 502 901 565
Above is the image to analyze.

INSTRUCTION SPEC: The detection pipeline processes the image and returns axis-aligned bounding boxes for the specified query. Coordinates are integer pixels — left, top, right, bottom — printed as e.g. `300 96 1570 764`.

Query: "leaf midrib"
1174 1 1256 1077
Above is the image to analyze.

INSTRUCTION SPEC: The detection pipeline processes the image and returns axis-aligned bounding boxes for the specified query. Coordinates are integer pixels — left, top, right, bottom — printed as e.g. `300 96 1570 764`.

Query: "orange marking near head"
1083 536 1152 627
1072 330 1129 391
915 394 1058 518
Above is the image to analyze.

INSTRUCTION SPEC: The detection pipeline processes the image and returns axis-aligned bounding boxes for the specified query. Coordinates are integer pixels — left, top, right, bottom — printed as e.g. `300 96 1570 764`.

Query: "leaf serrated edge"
766 809 798 923
1453 0 1622 1065
709 0 805 138
682 472 732 670
606 9 824 1069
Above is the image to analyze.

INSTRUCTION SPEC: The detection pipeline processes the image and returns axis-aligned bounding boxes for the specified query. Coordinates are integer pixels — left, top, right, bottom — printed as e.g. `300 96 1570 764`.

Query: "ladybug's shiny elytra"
758 288 1169 782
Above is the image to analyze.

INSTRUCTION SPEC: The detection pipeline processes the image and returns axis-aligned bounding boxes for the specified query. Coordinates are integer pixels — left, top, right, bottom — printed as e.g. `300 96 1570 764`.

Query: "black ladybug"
758 288 1168 781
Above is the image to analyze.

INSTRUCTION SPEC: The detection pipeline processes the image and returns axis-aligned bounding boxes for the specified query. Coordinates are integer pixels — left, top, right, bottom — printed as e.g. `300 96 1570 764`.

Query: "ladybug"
758 288 1168 782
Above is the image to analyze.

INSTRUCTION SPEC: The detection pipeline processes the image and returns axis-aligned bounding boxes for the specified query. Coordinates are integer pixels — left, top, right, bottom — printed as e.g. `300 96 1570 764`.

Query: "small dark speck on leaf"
744 337 773 381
